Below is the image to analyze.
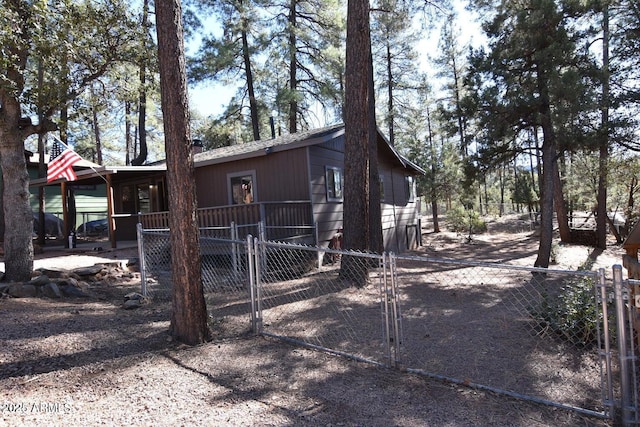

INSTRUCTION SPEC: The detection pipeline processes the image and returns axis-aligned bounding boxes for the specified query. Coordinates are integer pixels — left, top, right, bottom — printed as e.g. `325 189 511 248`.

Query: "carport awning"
29 165 167 187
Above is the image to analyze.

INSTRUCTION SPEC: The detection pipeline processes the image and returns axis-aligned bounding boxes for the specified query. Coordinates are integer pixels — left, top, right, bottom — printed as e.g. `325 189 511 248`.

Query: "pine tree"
467 0 593 267
156 0 212 345
0 0 139 281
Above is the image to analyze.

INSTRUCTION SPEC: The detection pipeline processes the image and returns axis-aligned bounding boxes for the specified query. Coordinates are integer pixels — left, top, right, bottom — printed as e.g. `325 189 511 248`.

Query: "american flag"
47 139 83 182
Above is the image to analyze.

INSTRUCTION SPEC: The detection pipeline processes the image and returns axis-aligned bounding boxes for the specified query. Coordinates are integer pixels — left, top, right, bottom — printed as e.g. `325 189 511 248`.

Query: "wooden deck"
139 201 314 241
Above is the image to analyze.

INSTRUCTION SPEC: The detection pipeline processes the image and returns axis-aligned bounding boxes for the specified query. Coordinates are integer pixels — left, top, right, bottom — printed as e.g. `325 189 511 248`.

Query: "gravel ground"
0 226 621 426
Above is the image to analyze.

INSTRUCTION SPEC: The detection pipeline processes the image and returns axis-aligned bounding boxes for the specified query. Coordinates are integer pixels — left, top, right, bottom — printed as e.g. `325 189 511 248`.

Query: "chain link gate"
616 269 640 425
388 252 616 420
249 237 397 367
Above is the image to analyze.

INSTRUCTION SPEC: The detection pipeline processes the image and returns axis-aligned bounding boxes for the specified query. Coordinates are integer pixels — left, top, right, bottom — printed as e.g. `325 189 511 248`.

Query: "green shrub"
446 208 487 234
531 276 610 348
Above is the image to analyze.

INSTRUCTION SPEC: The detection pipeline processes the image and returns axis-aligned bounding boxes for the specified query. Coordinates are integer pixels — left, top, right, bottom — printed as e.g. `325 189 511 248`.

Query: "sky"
186 0 483 123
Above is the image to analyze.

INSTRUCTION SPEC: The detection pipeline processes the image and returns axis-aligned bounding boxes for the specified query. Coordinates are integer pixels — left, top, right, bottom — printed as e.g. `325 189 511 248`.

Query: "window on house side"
379 173 385 202
230 174 254 204
326 166 343 201
406 176 415 202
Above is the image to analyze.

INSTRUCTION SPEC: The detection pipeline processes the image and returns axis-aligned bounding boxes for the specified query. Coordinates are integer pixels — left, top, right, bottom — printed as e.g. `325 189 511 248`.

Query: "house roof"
193 123 425 175
28 123 424 189
193 123 345 166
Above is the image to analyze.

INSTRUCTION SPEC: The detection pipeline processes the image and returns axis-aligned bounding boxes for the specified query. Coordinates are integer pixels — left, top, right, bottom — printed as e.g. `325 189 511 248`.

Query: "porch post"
106 174 116 248
61 181 69 248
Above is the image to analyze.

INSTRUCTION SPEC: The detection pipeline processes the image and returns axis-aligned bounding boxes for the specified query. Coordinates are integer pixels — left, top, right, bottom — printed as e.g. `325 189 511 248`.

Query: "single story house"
30 123 424 252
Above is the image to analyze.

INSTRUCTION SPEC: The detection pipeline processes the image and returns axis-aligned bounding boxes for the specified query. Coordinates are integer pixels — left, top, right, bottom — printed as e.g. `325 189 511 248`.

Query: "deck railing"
139 201 313 235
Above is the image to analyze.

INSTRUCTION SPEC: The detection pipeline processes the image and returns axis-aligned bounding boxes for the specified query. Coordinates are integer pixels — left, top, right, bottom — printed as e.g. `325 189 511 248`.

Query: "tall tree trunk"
625 176 637 234
553 156 571 243
452 55 467 158
368 46 382 254
342 0 379 285
155 0 211 345
596 4 610 250
125 100 132 165
241 23 260 141
534 69 557 268
385 39 394 146
499 165 504 217
132 0 150 166
427 106 440 232
37 60 46 246
91 87 103 165
535 132 556 268
0 95 34 281
288 0 298 133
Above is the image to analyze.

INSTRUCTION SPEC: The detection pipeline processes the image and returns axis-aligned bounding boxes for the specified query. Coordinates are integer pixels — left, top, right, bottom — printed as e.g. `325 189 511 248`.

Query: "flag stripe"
47 140 83 182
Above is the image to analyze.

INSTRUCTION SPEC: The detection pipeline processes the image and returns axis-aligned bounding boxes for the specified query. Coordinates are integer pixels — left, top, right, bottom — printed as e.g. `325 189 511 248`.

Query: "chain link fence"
391 253 613 417
137 225 640 421
254 240 392 366
620 277 640 425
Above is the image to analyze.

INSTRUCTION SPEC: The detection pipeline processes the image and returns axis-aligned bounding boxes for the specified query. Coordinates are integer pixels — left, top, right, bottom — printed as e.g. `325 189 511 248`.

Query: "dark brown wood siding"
308 136 421 252
378 146 420 252
194 147 310 207
309 139 345 246
385 162 420 252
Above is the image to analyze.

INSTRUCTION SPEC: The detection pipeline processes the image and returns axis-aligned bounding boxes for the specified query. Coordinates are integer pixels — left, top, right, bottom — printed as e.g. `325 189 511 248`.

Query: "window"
122 185 135 213
121 182 166 213
406 176 415 202
228 171 256 204
325 166 343 201
379 173 385 202
137 184 150 213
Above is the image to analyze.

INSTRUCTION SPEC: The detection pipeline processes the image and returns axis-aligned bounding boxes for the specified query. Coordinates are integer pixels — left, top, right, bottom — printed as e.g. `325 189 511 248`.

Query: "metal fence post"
136 223 148 297
613 265 634 425
388 252 402 368
231 221 238 275
380 252 393 367
247 235 261 334
259 220 266 242
596 268 614 417
315 221 321 269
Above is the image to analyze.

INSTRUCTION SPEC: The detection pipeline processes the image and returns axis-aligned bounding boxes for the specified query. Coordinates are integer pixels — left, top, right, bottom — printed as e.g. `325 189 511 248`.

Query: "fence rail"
138 226 640 424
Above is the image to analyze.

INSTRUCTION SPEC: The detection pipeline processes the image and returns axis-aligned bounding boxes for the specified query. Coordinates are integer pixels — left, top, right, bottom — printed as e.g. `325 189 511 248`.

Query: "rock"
8 284 38 298
27 275 50 287
123 299 143 309
59 285 90 298
76 280 90 291
123 292 148 309
0 283 10 294
127 258 139 272
41 282 62 299
124 292 144 301
36 268 68 279
72 265 105 276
